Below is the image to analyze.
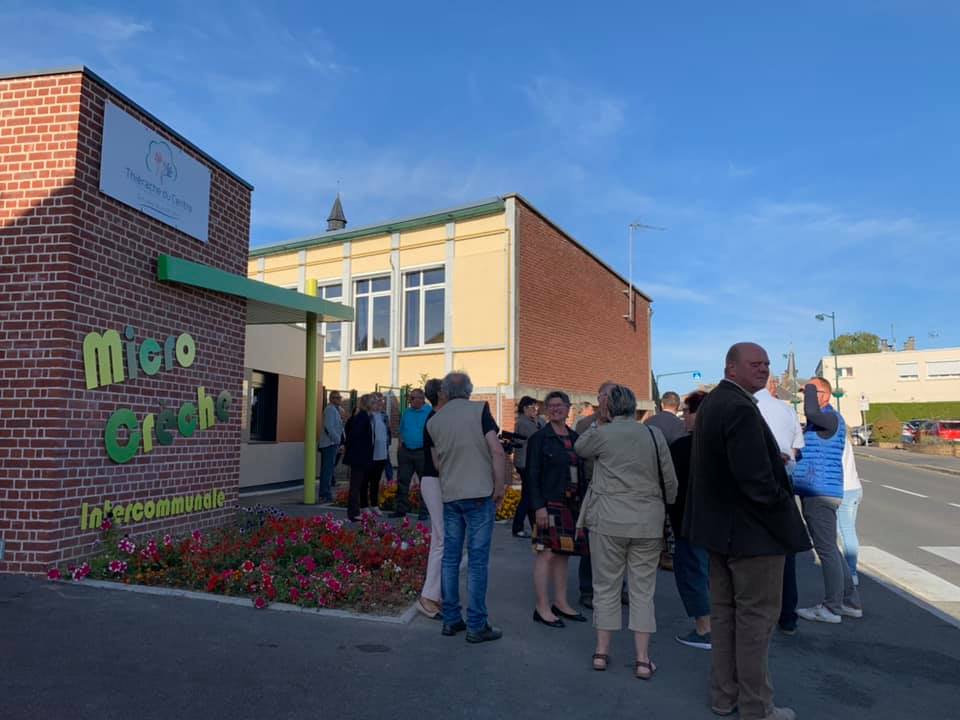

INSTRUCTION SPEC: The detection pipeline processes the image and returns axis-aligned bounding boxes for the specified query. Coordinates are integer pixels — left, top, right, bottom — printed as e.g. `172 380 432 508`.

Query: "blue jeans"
837 488 862 584
319 445 338 501
673 538 710 618
442 497 495 631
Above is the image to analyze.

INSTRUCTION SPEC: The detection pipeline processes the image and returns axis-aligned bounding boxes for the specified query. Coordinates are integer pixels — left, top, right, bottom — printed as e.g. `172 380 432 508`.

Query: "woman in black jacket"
344 394 375 522
526 390 588 628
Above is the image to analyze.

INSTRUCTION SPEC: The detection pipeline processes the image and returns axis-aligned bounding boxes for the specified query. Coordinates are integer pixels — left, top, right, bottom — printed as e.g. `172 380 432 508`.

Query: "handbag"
644 425 668 503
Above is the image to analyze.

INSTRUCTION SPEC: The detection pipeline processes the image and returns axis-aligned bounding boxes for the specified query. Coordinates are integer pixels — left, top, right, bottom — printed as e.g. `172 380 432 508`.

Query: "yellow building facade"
248 199 516 404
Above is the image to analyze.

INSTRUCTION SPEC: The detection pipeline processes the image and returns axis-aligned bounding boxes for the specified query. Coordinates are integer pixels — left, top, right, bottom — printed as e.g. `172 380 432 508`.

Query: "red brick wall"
0 70 251 574
515 198 651 400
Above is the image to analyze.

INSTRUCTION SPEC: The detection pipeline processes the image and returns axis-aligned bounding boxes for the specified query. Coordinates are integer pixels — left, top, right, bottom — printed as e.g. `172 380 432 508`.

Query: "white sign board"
99 101 211 242
859 394 870 412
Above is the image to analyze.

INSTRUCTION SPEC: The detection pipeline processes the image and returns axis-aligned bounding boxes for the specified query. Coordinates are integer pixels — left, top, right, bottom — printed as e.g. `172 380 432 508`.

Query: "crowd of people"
318 341 865 720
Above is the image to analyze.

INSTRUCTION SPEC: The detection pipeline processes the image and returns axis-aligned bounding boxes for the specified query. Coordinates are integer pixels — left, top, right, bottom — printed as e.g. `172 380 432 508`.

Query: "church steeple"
327 193 347 232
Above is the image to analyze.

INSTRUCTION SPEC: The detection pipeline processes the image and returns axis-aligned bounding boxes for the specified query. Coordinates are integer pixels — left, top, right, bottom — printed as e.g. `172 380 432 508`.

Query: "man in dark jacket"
684 342 810 720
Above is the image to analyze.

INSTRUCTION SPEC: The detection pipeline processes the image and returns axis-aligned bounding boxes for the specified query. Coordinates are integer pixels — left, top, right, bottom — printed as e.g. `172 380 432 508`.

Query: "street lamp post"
815 312 841 413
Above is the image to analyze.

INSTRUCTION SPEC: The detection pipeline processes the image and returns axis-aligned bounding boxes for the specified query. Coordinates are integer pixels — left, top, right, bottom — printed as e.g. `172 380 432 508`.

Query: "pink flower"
253 596 267 609
289 588 301 602
191 530 203 542
118 537 136 554
162 534 173 547
71 562 91 581
100 519 113 531
108 560 128 574
333 549 345 561
241 560 255 573
47 568 61 581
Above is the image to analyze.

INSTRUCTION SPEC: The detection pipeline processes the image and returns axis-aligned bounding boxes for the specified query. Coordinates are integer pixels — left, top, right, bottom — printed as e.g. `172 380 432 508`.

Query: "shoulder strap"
645 425 667 502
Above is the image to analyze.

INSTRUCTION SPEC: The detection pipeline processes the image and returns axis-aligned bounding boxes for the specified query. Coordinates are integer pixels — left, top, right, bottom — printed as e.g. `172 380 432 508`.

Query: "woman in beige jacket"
575 384 678 679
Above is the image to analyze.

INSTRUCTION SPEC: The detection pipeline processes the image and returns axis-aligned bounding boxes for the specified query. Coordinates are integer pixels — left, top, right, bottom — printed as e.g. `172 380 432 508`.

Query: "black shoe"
580 593 594 610
552 604 587 622
778 623 797 636
533 609 565 628
441 620 467 636
466 624 503 643
388 511 406 518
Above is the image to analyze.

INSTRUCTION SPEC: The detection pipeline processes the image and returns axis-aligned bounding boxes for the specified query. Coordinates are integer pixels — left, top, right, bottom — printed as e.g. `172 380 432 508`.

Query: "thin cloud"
638 281 714 305
523 76 626 141
727 161 756 179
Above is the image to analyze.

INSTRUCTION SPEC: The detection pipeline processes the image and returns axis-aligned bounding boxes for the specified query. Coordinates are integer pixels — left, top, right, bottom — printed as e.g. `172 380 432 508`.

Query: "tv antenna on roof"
624 220 666 323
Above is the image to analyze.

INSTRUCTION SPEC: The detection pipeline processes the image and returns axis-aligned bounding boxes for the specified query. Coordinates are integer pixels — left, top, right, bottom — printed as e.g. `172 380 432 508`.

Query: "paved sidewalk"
3 516 959 719
855 446 960 476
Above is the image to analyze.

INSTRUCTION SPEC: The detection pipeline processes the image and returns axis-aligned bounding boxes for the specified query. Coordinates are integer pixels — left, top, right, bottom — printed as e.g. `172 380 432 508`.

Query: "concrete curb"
854 451 960 478
67 579 419 625
858 566 960 630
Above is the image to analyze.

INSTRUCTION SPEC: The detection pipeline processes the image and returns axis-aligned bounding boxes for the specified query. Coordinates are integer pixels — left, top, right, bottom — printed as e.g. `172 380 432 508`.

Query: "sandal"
634 660 656 680
592 653 610 671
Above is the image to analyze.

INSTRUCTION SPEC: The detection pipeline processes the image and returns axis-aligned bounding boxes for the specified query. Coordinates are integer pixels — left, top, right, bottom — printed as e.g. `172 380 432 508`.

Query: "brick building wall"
515 197 651 402
0 69 252 574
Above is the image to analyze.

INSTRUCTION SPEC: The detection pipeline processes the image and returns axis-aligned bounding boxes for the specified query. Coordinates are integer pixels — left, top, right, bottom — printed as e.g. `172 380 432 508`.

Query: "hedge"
865 402 960 424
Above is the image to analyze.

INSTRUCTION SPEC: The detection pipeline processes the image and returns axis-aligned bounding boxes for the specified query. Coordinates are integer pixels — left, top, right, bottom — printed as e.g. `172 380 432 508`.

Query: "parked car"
901 419 927 444
918 420 960 443
850 424 873 446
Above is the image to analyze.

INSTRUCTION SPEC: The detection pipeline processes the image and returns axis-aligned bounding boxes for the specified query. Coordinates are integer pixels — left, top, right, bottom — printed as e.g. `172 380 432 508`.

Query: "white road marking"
860 547 960 602
949 503 960 510
921 547 960 565
861 478 872 483
880 484 928 498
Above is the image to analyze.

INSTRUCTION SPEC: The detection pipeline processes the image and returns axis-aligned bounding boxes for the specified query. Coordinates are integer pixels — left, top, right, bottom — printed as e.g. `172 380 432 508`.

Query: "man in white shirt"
754 378 805 635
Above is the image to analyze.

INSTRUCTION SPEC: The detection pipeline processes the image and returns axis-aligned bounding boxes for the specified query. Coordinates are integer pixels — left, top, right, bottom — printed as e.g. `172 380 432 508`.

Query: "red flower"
241 560 255 573
47 568 61 581
253 596 267 609
100 519 113 531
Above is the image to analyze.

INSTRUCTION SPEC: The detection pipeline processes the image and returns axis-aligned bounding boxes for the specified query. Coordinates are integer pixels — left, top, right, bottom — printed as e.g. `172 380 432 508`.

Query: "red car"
919 420 960 442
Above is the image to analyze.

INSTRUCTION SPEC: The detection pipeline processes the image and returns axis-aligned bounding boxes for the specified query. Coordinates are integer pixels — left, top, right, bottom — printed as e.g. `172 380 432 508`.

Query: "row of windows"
896 360 960 380
317 267 446 355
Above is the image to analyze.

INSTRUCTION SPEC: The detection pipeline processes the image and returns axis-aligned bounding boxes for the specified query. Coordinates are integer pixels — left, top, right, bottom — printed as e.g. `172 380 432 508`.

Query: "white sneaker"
797 604 841 624
371 506 383 516
838 604 863 618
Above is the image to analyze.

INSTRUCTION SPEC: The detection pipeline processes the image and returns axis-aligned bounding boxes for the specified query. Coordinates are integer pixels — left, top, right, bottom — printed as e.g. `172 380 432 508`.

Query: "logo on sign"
145 141 178 185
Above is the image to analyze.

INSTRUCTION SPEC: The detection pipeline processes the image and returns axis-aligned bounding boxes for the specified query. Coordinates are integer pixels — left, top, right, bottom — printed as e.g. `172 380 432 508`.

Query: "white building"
817 346 960 427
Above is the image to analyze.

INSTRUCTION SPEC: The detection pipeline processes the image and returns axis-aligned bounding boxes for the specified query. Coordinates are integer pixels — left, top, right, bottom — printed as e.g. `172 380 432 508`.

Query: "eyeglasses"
545 403 568 411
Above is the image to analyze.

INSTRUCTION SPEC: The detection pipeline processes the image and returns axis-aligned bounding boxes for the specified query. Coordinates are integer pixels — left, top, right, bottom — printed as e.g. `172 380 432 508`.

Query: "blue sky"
5 0 958 395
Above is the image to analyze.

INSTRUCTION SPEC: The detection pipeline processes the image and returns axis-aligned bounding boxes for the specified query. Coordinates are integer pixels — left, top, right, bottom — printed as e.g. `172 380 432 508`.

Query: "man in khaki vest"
425 372 506 643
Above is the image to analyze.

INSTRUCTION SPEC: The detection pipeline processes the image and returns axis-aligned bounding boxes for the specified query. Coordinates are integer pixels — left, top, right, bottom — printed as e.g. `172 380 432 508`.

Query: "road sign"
692 372 702 381
859 393 870 412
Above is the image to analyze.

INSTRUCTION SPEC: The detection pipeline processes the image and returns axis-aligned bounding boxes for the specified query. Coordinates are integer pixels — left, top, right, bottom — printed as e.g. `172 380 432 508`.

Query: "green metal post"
304 279 319 505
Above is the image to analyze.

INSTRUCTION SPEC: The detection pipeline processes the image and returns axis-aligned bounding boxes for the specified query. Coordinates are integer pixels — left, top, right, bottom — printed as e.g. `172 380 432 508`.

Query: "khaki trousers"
709 553 785 720
588 532 662 632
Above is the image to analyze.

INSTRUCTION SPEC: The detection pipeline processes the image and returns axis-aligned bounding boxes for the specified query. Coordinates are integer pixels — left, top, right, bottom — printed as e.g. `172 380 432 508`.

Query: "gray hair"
441 372 473 400
607 384 637 418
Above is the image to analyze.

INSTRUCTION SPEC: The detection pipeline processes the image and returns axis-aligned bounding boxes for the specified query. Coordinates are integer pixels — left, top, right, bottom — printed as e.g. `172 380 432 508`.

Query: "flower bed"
48 506 428 614
333 482 521 521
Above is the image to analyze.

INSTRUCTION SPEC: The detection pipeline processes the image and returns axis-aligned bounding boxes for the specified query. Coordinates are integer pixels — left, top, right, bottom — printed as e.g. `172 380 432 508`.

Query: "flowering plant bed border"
60 577 419 624
47 507 429 616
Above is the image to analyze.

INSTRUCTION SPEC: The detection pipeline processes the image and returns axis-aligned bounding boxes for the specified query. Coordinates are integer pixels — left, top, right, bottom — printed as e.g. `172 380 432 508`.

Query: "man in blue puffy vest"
792 377 862 624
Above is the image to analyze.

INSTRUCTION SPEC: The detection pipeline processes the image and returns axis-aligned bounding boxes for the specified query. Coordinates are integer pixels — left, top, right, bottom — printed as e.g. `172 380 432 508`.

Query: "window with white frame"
927 360 960 378
403 267 445 348
319 283 343 353
354 275 391 352
896 362 919 380
838 366 854 378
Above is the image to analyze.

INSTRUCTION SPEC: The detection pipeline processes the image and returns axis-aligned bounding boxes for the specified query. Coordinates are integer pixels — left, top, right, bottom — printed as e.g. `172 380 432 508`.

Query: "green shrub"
872 408 903 443
865 402 960 424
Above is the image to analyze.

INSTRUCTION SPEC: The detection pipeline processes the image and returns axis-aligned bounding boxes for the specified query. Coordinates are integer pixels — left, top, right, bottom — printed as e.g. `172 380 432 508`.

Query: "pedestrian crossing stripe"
859 547 960 602
920 547 960 566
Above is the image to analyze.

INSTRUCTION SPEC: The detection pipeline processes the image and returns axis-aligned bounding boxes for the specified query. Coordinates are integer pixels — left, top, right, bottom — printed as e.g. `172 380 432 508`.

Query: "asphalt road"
853 448 960 621
4 506 960 720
